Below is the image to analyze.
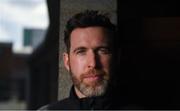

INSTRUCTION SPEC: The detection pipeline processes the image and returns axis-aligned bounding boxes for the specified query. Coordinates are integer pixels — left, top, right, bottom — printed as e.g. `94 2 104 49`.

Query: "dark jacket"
44 86 113 110
38 86 143 110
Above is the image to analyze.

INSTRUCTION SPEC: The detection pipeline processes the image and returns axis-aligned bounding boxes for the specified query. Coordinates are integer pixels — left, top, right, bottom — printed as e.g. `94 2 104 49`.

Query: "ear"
63 52 70 71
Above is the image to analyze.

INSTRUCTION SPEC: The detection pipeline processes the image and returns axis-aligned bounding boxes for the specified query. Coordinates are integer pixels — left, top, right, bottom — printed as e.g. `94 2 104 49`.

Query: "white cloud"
0 0 49 53
0 26 12 42
0 1 49 28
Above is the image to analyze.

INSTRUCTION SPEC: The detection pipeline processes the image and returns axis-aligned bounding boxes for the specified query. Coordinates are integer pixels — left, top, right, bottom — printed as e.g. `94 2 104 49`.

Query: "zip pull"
90 98 95 110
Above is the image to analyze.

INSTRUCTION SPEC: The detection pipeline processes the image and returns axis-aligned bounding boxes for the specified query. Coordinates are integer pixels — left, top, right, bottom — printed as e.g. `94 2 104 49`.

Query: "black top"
46 86 112 110
39 86 143 110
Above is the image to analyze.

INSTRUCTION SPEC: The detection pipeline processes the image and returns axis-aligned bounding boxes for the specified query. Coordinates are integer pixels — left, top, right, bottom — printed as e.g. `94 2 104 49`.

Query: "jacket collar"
69 86 112 110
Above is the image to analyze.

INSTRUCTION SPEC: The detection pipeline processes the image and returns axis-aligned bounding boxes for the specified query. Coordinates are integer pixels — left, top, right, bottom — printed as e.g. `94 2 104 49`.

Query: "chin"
79 80 108 97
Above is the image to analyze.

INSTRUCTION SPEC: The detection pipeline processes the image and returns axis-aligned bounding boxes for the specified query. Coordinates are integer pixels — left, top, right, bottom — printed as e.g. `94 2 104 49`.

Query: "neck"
74 87 86 98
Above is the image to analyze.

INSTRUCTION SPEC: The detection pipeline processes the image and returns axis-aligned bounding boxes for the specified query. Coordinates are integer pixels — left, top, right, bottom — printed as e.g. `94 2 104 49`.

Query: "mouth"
83 74 101 82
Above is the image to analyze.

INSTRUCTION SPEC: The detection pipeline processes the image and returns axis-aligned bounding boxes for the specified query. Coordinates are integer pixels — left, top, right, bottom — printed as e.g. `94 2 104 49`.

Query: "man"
40 10 119 110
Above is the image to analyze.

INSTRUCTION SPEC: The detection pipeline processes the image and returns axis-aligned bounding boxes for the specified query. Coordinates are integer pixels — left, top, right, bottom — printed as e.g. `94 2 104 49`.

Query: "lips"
83 74 102 82
84 74 99 78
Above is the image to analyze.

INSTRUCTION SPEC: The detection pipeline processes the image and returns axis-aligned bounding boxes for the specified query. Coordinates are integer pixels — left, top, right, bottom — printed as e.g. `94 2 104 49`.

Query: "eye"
73 47 87 55
98 48 111 54
76 49 86 55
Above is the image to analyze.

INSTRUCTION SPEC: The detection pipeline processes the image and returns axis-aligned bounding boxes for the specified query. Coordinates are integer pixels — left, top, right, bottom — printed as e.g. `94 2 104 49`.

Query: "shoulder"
38 97 79 110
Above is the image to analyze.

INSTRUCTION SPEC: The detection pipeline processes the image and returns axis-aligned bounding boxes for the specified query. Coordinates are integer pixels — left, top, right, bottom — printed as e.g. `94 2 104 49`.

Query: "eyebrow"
96 46 110 49
73 45 111 52
73 47 87 53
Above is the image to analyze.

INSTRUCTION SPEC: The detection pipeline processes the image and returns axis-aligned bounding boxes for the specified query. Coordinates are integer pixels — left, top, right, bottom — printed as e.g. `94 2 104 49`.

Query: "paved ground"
0 97 26 110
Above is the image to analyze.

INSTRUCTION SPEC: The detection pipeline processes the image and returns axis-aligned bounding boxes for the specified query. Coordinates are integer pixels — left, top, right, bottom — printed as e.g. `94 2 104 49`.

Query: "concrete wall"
58 0 117 100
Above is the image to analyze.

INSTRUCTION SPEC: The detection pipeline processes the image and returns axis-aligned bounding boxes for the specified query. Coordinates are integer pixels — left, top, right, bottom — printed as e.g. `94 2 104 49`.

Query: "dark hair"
64 10 117 52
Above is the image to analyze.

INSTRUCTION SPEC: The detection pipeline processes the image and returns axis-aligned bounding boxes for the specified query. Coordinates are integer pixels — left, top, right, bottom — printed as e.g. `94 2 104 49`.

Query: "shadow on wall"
116 0 180 109
27 0 59 110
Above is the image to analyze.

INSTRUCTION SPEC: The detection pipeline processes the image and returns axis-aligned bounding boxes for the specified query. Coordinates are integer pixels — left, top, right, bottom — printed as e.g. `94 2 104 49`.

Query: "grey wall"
58 0 117 100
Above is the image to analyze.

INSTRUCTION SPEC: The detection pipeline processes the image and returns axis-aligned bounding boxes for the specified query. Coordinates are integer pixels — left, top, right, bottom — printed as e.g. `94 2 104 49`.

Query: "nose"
87 51 97 68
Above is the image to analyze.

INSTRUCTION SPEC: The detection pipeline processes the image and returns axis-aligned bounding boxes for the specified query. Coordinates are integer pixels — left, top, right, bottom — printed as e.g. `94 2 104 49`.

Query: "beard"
70 68 110 97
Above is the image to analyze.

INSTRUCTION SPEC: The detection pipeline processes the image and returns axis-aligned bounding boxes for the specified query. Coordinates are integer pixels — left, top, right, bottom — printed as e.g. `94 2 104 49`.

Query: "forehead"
70 26 110 45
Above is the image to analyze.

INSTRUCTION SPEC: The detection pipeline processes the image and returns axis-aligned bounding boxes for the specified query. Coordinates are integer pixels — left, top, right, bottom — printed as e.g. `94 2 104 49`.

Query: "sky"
0 0 49 53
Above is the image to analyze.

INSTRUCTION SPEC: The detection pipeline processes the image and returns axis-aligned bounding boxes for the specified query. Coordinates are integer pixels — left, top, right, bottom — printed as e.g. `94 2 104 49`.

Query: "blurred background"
0 0 59 110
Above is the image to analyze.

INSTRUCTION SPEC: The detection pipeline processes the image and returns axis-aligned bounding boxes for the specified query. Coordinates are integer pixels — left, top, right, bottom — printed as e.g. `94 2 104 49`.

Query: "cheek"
101 56 112 71
70 56 86 76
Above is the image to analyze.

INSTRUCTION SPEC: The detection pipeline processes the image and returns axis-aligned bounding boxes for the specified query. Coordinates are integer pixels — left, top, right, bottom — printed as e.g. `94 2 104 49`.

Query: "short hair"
64 10 117 52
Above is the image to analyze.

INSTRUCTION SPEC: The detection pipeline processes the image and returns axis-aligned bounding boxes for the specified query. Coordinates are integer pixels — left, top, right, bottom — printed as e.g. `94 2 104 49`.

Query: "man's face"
63 26 112 98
